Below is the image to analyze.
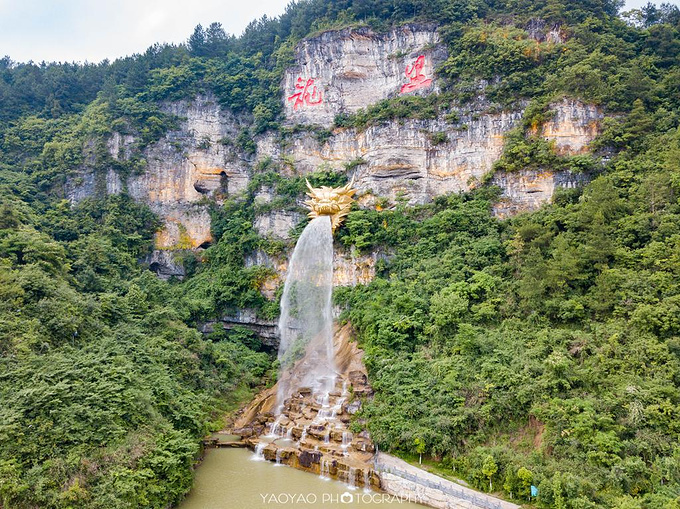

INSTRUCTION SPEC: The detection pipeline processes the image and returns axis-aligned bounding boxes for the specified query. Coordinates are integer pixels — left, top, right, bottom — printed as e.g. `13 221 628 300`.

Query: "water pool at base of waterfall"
178 447 425 509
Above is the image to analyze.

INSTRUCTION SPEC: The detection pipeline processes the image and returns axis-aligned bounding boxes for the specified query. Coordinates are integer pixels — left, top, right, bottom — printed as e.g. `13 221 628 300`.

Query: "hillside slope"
1 0 680 507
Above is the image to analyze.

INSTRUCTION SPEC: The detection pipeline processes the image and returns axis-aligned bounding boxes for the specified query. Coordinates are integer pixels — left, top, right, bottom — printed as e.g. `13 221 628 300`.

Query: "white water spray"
276 216 336 411
348 467 357 489
252 442 266 461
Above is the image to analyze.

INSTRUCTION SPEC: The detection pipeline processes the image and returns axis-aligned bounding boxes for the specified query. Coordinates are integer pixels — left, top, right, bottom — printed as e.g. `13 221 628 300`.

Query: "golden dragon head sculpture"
304 177 356 233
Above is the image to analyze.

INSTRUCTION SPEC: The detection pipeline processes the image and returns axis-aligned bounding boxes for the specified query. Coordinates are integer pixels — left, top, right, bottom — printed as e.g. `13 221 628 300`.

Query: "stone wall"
375 453 520 509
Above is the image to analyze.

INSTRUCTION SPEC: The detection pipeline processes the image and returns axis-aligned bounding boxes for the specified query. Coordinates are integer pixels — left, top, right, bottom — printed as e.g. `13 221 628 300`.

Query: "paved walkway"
374 453 520 509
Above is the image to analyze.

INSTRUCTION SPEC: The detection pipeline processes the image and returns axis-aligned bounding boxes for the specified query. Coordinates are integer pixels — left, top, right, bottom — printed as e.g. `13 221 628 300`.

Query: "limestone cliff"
260 97 601 208
259 112 523 206
540 99 602 155
128 97 250 250
67 95 252 252
65 24 604 286
283 23 447 127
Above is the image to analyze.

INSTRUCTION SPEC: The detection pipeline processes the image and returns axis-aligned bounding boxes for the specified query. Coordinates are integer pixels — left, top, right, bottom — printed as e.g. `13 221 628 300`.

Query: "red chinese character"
400 55 433 94
288 77 323 110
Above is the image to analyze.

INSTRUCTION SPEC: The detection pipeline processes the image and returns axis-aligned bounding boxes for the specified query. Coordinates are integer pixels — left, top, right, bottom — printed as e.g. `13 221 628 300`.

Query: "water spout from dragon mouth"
276 215 335 411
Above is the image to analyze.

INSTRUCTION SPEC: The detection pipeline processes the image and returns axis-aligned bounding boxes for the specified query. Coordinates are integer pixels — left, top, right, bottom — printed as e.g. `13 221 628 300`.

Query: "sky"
0 0 678 64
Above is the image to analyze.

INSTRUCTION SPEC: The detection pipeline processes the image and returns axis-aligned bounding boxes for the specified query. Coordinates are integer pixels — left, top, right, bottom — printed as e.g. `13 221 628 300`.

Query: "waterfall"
331 397 344 419
267 415 284 438
347 467 357 489
252 442 266 461
298 425 309 446
341 431 353 456
275 448 282 466
316 391 332 422
320 457 330 480
276 216 335 411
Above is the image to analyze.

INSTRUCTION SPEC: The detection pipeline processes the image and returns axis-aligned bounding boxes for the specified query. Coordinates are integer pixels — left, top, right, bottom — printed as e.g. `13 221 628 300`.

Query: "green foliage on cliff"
336 99 680 509
1 0 680 508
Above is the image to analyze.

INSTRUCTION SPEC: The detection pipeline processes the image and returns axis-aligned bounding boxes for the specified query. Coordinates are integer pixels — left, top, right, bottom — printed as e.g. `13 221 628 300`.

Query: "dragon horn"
342 174 356 192
305 179 315 193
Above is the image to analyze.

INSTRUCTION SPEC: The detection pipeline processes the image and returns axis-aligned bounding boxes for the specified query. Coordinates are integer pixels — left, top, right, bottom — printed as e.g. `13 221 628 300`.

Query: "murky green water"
178 448 426 509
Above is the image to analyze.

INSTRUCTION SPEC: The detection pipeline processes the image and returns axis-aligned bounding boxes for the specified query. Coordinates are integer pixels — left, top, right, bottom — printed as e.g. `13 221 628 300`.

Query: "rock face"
260 98 602 207
67 95 251 251
526 18 565 44
64 25 604 280
254 210 302 240
201 308 279 348
260 111 523 206
283 23 447 127
333 248 381 287
492 169 592 218
128 97 250 249
145 250 186 280
540 99 602 154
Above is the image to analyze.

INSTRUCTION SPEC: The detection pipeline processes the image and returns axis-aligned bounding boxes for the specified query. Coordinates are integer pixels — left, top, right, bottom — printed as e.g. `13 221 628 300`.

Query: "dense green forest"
1 0 680 507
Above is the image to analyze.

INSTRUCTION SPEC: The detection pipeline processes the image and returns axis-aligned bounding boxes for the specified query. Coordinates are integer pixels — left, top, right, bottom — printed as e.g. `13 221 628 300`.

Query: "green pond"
178 447 426 509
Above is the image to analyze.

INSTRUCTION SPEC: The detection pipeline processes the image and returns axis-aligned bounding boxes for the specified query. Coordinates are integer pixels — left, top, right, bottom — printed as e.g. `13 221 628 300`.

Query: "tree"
188 24 207 56
414 437 426 465
503 466 520 499
482 455 498 492
517 467 534 501
205 22 230 57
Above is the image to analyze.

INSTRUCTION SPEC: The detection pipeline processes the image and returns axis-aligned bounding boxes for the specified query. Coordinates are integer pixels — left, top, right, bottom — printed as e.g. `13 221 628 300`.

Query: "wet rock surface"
233 324 379 489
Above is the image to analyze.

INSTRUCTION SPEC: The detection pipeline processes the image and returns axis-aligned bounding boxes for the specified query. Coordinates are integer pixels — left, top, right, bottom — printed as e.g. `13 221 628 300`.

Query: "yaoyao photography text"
259 492 426 505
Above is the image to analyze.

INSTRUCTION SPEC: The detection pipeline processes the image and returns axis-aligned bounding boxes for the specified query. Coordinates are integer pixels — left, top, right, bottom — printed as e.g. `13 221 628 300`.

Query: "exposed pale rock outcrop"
65 25 604 279
541 99 602 154
254 210 302 240
283 23 447 127
67 95 251 251
492 169 592 218
128 96 250 249
526 18 566 44
332 247 380 287
259 98 601 208
259 112 523 206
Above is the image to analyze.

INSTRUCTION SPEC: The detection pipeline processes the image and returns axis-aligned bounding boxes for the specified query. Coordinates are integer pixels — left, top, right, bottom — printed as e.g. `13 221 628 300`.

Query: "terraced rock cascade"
234 327 379 487
249 372 379 490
